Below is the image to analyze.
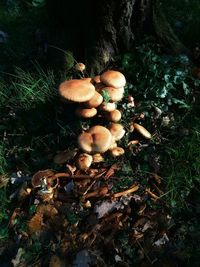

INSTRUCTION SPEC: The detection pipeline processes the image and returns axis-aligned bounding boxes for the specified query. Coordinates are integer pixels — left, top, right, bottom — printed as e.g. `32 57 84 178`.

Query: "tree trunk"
46 0 186 75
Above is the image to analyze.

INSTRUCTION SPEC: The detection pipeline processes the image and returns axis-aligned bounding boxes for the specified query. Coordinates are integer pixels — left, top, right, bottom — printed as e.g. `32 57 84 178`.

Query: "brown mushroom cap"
75 107 97 118
110 147 125 157
92 153 104 163
78 125 112 153
76 153 93 170
108 137 117 150
74 62 86 72
99 102 116 112
100 70 126 88
105 109 121 122
133 123 152 139
59 79 95 102
84 91 103 108
92 75 101 84
108 123 126 141
99 87 123 102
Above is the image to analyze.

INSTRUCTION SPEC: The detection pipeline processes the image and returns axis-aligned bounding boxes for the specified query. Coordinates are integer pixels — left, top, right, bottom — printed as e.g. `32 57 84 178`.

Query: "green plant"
0 66 56 110
162 121 200 210
122 39 197 114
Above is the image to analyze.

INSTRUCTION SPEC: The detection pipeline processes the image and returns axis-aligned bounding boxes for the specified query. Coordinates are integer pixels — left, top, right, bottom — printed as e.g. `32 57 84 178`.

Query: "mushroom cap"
76 153 93 170
59 79 95 103
92 153 104 163
108 136 117 150
74 62 85 72
78 125 112 153
100 70 126 88
133 123 152 139
32 170 54 188
110 147 125 157
99 87 123 102
105 109 121 122
99 102 116 112
76 107 97 118
92 75 101 84
84 91 103 108
108 123 126 141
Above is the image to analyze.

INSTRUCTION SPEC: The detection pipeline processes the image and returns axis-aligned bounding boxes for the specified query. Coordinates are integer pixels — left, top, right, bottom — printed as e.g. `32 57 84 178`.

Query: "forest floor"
0 2 200 267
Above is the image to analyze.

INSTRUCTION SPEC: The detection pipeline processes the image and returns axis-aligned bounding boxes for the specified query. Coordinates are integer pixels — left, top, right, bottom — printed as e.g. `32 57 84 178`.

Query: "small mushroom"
78 125 112 153
76 153 93 170
108 137 117 150
105 109 121 122
133 123 151 139
108 123 126 141
92 75 101 84
110 147 125 157
75 107 97 118
99 87 123 102
92 153 104 163
100 70 126 88
99 102 116 112
74 62 86 72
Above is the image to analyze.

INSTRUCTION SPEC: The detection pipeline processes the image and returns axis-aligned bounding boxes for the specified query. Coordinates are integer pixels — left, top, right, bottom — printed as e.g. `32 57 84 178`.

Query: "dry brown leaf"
28 213 44 234
105 164 119 179
32 169 54 188
53 149 78 164
0 174 9 188
150 173 162 184
8 208 21 228
49 255 65 267
36 204 58 217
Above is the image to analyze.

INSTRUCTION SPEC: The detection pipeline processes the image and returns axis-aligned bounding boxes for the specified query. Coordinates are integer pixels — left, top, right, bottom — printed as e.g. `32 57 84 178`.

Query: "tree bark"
46 0 186 75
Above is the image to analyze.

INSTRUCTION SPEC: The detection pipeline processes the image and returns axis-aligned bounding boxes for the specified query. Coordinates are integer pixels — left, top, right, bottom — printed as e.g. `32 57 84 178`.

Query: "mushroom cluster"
58 68 152 171
59 70 126 122
58 69 127 170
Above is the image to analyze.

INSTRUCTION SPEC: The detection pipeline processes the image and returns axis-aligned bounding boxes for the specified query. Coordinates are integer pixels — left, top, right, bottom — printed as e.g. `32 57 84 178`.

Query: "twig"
113 184 139 198
146 188 159 200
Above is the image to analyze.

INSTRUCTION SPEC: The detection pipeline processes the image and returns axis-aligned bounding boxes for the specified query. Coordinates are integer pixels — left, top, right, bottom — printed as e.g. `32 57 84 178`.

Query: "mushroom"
76 153 93 170
59 79 95 103
108 123 126 141
78 125 112 153
108 137 117 150
92 153 104 163
100 70 126 88
110 147 125 157
75 107 97 118
105 109 122 122
99 87 123 102
99 102 116 112
84 91 103 108
74 62 86 72
92 75 101 84
133 123 152 139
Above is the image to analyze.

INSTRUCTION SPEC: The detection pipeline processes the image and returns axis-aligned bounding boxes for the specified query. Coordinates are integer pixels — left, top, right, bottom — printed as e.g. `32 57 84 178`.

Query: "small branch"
113 184 139 198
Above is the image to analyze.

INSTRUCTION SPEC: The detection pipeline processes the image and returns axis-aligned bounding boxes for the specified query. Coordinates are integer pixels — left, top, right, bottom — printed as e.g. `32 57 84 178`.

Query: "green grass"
0 66 57 110
162 120 200 210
